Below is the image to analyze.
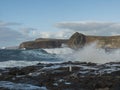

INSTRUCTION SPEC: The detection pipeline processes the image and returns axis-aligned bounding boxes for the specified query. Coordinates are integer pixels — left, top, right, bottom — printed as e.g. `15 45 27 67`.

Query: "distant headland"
19 32 120 49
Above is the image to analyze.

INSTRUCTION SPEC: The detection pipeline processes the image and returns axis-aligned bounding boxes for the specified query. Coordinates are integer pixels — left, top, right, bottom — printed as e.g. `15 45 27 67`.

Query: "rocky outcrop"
68 32 120 49
0 61 120 90
19 38 68 49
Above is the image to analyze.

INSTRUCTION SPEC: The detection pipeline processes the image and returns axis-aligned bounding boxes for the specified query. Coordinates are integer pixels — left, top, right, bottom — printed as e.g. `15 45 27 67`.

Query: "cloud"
20 27 73 39
0 27 21 38
0 21 25 47
0 27 25 47
0 21 21 27
1 20 120 47
0 21 72 47
38 30 73 39
20 28 37 38
56 21 120 36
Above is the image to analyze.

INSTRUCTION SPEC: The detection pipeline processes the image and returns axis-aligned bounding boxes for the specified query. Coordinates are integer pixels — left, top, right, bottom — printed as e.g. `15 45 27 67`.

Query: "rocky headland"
19 32 120 49
19 38 68 49
68 32 120 49
0 61 120 90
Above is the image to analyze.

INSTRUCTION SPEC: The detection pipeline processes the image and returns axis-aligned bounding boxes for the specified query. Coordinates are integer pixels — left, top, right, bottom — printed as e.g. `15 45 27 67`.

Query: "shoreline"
0 61 120 90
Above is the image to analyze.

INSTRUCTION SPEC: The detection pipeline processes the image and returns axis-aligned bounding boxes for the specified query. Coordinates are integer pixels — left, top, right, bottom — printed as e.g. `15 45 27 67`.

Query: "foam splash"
45 43 120 64
0 60 40 68
65 43 120 63
44 48 73 54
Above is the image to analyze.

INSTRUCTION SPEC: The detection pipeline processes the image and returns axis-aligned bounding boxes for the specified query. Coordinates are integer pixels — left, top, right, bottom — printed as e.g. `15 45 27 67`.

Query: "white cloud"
38 30 73 39
20 28 73 39
56 21 120 36
0 21 71 47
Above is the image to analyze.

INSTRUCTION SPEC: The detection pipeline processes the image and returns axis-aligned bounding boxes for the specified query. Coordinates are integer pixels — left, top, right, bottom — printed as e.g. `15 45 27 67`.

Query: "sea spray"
44 48 73 54
44 43 120 64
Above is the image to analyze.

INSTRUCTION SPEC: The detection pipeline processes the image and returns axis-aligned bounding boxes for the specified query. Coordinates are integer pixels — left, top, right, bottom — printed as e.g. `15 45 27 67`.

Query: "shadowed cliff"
68 32 120 49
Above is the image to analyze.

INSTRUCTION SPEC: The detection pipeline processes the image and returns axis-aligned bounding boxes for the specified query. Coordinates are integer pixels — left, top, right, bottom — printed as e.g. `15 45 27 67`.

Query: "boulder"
19 38 68 49
68 32 120 49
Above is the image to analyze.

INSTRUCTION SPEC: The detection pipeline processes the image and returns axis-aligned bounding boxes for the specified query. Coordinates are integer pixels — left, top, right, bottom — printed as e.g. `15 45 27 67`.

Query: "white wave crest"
0 60 40 68
0 60 62 69
44 48 73 54
44 43 120 64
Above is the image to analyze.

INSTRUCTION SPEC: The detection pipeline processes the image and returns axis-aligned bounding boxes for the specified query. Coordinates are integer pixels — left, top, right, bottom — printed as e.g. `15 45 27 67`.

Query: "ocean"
0 43 120 68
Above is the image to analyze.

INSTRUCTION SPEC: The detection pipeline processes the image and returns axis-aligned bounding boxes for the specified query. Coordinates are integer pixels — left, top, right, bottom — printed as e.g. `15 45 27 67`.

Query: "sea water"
0 43 120 68
0 49 62 68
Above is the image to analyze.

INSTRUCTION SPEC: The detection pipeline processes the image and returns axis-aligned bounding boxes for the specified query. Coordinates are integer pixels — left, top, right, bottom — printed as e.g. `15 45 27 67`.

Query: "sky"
0 0 120 47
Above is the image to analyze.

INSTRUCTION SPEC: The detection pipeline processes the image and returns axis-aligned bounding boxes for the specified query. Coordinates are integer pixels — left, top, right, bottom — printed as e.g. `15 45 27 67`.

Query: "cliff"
19 32 120 49
19 38 68 49
68 32 120 49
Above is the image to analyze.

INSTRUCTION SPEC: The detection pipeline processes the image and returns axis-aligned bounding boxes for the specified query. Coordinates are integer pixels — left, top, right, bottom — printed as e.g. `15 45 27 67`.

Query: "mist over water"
45 43 120 64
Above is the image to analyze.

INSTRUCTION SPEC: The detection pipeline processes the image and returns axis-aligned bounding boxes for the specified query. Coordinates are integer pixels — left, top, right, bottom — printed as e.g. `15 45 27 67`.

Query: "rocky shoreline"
0 61 120 90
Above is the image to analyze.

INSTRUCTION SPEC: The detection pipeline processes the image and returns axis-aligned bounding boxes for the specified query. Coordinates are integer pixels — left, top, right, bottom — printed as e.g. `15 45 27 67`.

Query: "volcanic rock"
0 61 120 90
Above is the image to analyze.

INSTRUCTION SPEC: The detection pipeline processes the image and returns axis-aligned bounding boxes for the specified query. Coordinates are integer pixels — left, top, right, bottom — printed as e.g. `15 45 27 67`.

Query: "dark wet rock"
111 71 120 76
0 87 9 90
0 61 120 90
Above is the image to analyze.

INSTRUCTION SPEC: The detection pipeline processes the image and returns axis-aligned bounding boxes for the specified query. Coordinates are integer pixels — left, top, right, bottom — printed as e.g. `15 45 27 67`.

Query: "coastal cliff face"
68 32 120 49
19 32 120 49
19 38 68 49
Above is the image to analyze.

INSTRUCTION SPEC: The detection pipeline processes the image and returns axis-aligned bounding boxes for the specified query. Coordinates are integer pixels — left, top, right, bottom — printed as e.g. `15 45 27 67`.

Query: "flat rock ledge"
0 61 120 90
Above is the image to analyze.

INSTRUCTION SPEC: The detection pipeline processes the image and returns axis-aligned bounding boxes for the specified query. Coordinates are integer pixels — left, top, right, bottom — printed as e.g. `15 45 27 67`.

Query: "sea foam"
44 43 120 64
0 60 40 68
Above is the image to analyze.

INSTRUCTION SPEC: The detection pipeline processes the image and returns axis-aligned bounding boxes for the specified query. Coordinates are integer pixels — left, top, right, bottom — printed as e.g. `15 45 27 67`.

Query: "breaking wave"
0 49 61 61
0 43 120 68
44 43 120 64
